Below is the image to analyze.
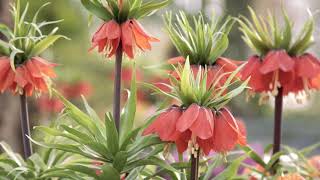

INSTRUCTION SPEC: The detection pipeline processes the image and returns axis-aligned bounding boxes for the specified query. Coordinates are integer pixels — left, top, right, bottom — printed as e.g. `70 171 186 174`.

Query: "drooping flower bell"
83 0 169 59
0 57 57 96
238 7 320 103
143 59 248 156
0 1 64 96
164 12 242 89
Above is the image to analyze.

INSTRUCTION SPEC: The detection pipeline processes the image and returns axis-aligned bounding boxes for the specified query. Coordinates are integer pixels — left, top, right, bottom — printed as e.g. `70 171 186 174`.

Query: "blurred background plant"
0 0 319 159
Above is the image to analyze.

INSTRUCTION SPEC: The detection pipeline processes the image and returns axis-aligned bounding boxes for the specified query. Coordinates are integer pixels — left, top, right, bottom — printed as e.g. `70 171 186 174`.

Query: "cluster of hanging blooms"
0 57 57 96
143 59 249 156
238 7 320 104
82 0 170 59
0 1 64 96
164 12 242 88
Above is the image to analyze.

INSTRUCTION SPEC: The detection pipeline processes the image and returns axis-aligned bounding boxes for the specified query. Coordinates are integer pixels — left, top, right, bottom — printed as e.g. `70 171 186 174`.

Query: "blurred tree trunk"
224 0 254 60
0 0 22 154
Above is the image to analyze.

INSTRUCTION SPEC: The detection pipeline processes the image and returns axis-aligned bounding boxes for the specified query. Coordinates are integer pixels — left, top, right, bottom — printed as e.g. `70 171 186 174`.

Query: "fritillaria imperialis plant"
143 59 249 179
33 70 180 179
0 0 65 158
80 0 170 134
238 7 320 169
0 1 319 179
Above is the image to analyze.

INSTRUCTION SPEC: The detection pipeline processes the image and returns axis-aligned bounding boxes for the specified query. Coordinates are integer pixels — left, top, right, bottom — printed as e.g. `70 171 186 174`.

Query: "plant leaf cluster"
81 0 171 23
32 66 178 179
0 141 94 180
145 58 249 109
238 7 314 56
0 0 66 68
165 11 234 66
240 143 320 179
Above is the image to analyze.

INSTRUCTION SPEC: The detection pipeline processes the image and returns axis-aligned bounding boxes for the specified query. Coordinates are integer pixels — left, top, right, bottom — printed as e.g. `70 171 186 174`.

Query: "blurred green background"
0 0 319 155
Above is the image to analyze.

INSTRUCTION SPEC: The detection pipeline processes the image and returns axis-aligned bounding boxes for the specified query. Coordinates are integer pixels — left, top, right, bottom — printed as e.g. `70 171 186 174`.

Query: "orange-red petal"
176 104 200 132
189 108 213 139
260 50 294 74
296 53 320 78
212 108 239 152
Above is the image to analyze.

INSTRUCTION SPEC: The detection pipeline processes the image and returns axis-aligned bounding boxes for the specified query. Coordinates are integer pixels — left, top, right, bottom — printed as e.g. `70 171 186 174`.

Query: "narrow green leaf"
99 164 120 180
213 156 246 180
105 112 119 156
124 156 178 173
120 64 137 144
134 0 171 19
113 151 128 172
81 0 113 21
0 24 13 39
240 146 266 168
30 35 66 57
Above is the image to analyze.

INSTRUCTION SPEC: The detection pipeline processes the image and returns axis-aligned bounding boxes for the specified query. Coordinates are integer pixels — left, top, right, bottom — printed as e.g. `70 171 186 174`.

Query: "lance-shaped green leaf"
134 0 172 19
105 112 119 156
213 156 246 180
81 0 113 21
120 64 137 144
240 145 266 168
29 35 66 57
239 6 314 56
113 151 128 172
165 11 234 65
99 164 120 180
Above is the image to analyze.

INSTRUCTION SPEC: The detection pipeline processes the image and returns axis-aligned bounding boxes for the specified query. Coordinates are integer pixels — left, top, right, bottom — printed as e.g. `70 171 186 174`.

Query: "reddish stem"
272 87 283 168
19 92 32 158
190 150 199 180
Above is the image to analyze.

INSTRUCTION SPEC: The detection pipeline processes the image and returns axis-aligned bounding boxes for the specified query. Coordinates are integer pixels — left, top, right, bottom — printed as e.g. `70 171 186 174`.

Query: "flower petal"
106 20 121 40
131 26 151 50
240 56 260 80
175 130 191 154
1 69 15 93
216 57 242 72
32 57 57 78
176 104 200 132
260 50 294 74
212 108 239 152
26 60 42 78
14 67 28 87
296 53 320 78
131 20 159 42
197 138 213 155
190 108 213 139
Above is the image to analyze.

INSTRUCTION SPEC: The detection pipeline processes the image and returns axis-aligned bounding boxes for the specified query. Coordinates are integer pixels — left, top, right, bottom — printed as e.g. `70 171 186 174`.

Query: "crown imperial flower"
238 7 320 103
143 59 248 156
83 0 169 59
0 1 64 96
0 57 57 96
